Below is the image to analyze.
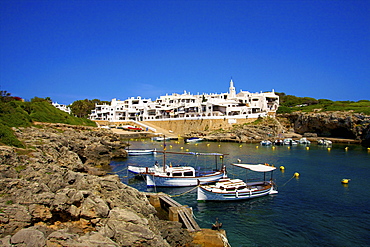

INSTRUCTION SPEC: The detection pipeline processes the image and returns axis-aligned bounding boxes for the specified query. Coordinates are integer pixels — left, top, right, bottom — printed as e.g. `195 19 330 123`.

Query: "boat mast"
214 155 218 171
163 135 166 172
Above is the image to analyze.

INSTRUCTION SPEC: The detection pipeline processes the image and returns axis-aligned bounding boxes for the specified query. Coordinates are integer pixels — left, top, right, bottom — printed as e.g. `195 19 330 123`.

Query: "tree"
0 90 12 102
31 97 52 103
70 99 110 118
70 99 95 118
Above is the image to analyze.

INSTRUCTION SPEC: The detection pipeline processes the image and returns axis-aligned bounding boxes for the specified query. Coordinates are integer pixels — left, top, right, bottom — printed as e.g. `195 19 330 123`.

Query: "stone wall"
144 118 258 135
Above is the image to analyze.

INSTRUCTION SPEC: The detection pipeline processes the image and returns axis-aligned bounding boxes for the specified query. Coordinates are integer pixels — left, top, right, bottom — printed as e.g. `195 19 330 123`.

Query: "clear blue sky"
1 0 369 104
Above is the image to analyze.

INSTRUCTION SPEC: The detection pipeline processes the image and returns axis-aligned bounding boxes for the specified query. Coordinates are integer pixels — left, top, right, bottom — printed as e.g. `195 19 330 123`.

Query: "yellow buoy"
328 147 331 151
180 147 184 149
341 178 350 184
256 146 259 149
207 144 210 147
218 144 221 147
294 172 300 177
345 147 348 151
185 149 189 152
280 166 285 170
239 145 243 148
306 146 309 150
272 146 276 150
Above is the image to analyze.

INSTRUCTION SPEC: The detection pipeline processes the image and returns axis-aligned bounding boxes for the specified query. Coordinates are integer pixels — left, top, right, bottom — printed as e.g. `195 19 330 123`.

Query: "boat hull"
127 149 156 156
146 171 225 187
128 166 155 174
197 182 278 201
185 138 204 143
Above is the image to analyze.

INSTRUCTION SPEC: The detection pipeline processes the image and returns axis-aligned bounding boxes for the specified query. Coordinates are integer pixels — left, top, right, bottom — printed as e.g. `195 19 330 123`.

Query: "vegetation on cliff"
0 91 96 147
276 93 370 115
69 99 110 118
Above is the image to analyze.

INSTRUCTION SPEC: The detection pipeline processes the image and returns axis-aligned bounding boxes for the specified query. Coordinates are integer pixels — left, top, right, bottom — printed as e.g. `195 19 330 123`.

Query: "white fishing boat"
152 136 171 141
146 165 226 187
260 140 272 146
128 165 156 174
283 138 298 145
127 150 227 187
185 137 204 143
318 139 332 146
197 163 278 201
127 149 156 156
298 138 311 145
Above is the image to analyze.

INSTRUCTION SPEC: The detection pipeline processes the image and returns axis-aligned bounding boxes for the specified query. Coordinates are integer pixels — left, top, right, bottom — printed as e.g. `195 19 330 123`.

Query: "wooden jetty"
146 192 201 232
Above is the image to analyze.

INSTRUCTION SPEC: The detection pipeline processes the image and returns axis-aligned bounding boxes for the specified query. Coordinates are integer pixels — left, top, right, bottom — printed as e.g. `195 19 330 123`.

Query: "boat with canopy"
197 163 278 201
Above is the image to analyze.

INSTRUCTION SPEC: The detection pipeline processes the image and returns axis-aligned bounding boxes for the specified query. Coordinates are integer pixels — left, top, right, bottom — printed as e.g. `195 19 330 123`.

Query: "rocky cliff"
194 112 370 146
0 123 192 246
279 112 370 146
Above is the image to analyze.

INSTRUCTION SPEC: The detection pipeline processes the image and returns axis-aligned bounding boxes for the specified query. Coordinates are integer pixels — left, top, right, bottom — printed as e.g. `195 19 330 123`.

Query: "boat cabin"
165 167 195 177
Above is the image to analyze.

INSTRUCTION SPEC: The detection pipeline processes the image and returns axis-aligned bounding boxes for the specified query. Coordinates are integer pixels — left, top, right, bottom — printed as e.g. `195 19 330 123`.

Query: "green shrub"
276 106 293 114
0 99 96 147
277 95 370 115
28 101 96 126
0 101 32 127
0 123 25 148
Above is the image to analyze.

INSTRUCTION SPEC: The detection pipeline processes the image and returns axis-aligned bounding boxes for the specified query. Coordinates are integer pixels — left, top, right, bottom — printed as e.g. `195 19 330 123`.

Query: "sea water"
110 140 370 247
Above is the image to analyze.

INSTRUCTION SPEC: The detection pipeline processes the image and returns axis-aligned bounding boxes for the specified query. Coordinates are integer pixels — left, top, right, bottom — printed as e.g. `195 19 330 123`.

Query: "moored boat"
298 138 311 145
260 140 272 146
152 136 171 141
283 138 298 145
128 150 228 187
127 149 156 156
146 164 226 187
128 165 156 174
274 139 284 146
185 137 204 143
318 139 332 146
197 163 278 201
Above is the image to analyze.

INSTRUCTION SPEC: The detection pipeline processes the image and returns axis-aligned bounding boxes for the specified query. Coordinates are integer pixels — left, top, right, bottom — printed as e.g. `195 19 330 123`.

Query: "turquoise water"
111 140 370 247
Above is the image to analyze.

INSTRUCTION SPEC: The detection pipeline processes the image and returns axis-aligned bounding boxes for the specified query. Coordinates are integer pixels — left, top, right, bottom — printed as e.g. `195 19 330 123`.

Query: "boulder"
11 228 46 247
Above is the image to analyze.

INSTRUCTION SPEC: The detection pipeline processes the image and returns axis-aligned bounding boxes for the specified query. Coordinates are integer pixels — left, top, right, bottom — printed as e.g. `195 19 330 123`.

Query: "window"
184 171 194 176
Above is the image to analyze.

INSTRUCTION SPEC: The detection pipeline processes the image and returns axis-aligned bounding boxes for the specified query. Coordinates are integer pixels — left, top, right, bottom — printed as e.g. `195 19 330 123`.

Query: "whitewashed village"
89 79 279 122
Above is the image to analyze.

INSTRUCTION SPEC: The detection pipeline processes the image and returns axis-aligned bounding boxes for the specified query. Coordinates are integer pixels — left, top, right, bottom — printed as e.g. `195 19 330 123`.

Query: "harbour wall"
143 118 258 135
94 117 260 136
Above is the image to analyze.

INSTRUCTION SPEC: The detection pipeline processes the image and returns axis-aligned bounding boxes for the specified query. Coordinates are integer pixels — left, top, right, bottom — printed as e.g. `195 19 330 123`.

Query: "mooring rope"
169 185 200 197
280 175 296 187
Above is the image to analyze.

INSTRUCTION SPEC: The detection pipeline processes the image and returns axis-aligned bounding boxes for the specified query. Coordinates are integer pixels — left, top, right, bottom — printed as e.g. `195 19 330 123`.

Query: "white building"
89 79 279 122
52 102 71 114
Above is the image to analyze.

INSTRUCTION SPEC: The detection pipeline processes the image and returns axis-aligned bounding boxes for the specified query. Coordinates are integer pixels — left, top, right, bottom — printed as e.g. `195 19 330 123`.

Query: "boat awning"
231 163 277 172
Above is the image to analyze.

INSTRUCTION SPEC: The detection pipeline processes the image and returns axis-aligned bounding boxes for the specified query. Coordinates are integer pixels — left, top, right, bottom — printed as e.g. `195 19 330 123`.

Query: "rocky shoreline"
185 112 370 146
0 123 194 246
